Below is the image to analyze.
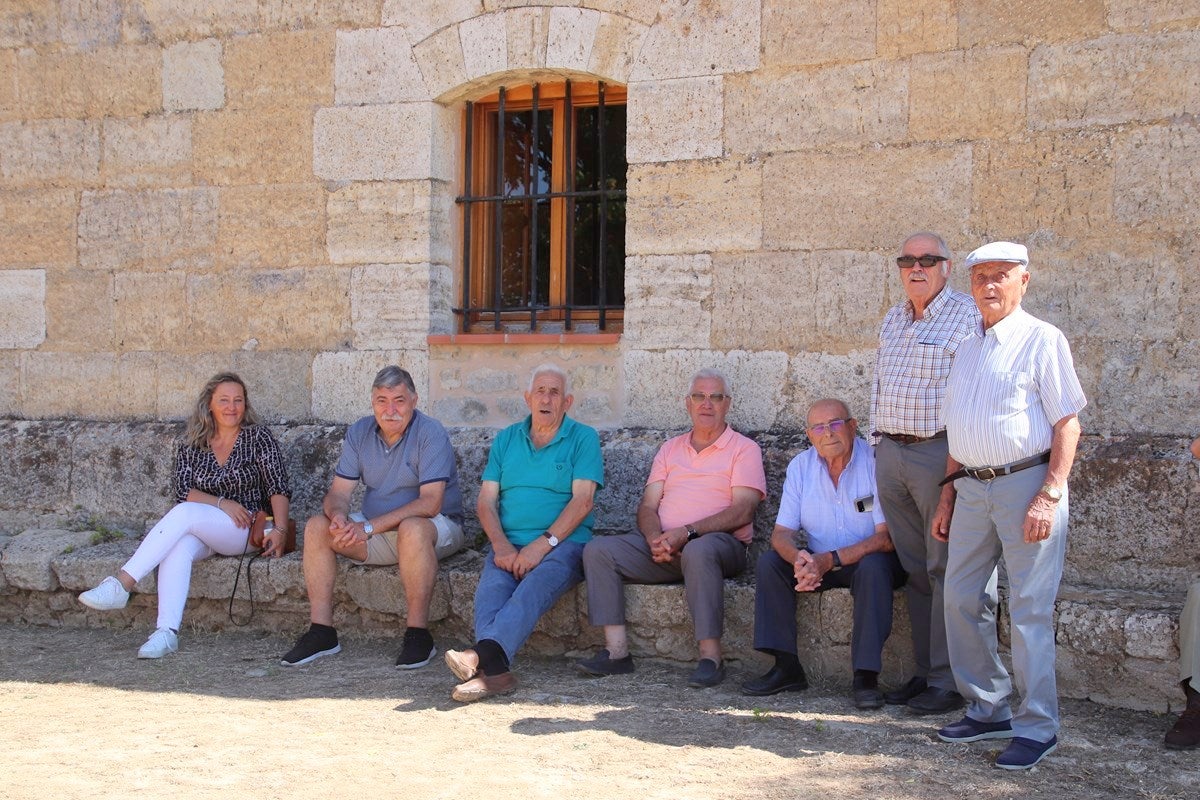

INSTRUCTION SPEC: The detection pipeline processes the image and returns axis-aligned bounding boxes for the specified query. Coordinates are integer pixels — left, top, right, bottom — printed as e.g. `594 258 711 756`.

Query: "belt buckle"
974 467 997 481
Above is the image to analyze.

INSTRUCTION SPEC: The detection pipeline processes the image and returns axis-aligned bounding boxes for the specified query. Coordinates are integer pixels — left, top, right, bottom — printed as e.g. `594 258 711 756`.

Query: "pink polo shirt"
647 425 767 544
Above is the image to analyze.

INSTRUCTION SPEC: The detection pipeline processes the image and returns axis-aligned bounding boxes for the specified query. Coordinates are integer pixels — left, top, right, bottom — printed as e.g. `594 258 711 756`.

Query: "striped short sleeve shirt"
942 307 1087 468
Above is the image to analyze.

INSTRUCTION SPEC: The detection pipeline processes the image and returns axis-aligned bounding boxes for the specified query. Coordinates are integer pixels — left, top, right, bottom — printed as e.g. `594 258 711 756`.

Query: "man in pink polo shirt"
577 368 767 687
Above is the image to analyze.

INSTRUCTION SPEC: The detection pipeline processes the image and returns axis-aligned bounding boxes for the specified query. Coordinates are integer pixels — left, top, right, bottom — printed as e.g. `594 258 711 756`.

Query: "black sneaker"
575 648 635 677
395 628 437 670
281 624 341 666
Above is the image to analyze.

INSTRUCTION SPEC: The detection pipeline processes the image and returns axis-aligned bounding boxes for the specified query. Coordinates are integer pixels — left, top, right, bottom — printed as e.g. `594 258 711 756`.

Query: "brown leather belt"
938 451 1051 486
879 430 947 445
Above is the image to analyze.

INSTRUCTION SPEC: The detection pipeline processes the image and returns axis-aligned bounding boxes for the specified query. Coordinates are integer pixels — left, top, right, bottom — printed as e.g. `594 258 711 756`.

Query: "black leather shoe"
907 686 965 715
853 687 886 709
687 658 726 688
884 676 927 705
741 664 809 696
575 648 635 677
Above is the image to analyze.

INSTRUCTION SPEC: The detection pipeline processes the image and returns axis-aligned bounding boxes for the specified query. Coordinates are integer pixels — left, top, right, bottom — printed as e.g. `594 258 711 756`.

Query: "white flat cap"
964 241 1028 268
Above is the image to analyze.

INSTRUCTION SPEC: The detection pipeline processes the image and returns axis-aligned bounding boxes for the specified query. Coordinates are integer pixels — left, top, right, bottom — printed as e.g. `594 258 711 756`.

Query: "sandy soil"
1 623 1195 800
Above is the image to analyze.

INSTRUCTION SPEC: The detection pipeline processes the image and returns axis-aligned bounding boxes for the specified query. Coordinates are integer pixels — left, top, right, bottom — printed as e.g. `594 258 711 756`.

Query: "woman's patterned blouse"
172 425 291 513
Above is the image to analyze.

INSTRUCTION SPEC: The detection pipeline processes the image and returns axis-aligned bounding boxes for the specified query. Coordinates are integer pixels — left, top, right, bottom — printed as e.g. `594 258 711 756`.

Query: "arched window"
457 80 626 332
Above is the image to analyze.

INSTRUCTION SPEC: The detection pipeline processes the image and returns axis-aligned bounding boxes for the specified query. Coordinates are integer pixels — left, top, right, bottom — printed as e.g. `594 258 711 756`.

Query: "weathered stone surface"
21 352 158 419
630 0 760 80
624 349 789 431
2 530 95 591
78 188 218 271
51 539 142 593
1113 124 1200 230
725 62 908 155
351 263 442 350
59 0 123 47
0 0 58 47
545 6 600 71
0 422 79 518
876 0 957 58
1125 612 1179 662
335 26 428 105
141 0 378 41
0 119 101 188
217 184 326 269
0 269 46 349
78 44 162 117
710 250 885 353
908 47 1026 141
112 271 187 351
154 351 314 425
101 116 192 188
588 11 649 83
0 51 16 122
959 0 1107 46
1029 32 1200 130
312 350 430 423
780 350 877 432
314 103 436 181
383 0 481 43
504 6 550 72
1058 601 1126 656
627 77 723 163
622 254 713 350
194 108 312 185
459 12 509 79
763 145 972 251
68 424 178 530
412 24 469 100
761 0 876 68
1108 0 1200 32
162 39 224 113
0 189 76 266
626 158 762 255
327 181 438 265
45 269 111 351
0 353 18 416
225 29 334 110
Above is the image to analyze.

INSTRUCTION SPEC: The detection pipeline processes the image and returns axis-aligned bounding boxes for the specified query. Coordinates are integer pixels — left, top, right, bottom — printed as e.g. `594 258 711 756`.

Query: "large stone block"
1108 0 1200 32
761 0 876 68
0 119 101 188
504 6 550 72
0 51 16 122
162 39 224 113
112 271 187 351
194 108 312 185
141 0 378 41
312 350 429 423
327 181 439 265
0 353 18 416
546 6 601 72
186 267 352 351
50 539 142 593
21 352 158 419
459 12 509 79
1029 33 1200 130
762 146 972 251
725 61 908 156
2 530 97 591
780 349 877 431
335 26 428 106
908 47 1027 141
68 423 177 529
59 0 123 48
627 77 723 163
587 12 648 85
412 24 469 100
351 263 444 350
1113 124 1200 231
0 269 46 349
1125 611 1179 662
0 189 76 266
383 0 481 43
1057 601 1126 656
711 250 886 353
626 158 762 255
154 352 314 424
225 29 334 110
0 421 79 517
217 184 326 269
314 103 436 181
624 349 789 431
77 44 162 117
45 269 111 351
958 0 1107 47
0 0 58 47
622 254 713 350
101 116 192 188
630 0 760 80
78 188 218 271
971 130 1115 239
876 0 957 58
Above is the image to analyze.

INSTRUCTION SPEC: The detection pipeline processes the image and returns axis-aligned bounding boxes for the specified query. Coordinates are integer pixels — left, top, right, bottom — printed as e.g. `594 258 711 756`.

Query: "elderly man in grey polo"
871 232 979 715
281 366 466 669
931 242 1086 771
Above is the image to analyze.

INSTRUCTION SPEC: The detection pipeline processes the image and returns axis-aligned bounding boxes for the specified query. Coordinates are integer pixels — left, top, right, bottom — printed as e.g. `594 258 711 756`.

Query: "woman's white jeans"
121 502 253 630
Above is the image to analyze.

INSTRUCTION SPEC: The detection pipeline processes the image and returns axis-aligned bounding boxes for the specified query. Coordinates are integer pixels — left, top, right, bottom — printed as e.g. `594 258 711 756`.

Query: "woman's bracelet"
216 497 224 511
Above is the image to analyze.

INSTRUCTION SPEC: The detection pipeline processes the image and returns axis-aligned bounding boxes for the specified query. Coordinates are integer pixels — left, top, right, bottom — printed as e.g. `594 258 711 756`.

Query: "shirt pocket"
548 460 574 493
913 339 953 382
990 370 1037 414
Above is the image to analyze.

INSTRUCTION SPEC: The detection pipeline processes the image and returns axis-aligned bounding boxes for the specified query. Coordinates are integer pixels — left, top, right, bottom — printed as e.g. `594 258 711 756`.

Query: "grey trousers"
1182 580 1200 691
944 463 1066 742
875 435 954 690
752 548 904 672
582 531 746 641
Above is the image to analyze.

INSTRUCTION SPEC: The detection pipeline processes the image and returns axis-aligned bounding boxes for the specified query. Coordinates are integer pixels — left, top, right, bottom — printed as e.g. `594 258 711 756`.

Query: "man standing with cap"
871 232 979 715
932 241 1086 770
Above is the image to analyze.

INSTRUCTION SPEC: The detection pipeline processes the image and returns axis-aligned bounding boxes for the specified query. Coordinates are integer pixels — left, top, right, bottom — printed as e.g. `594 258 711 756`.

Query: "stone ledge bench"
0 527 1188 713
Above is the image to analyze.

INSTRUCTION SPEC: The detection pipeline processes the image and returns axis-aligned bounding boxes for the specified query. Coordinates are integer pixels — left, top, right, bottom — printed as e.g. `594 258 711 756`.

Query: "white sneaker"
137 628 178 659
78 576 130 611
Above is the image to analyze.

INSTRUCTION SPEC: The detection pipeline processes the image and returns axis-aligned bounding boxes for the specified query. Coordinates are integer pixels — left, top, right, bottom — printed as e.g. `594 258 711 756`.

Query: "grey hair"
808 397 852 421
372 365 417 394
689 368 730 396
901 231 952 261
529 363 570 394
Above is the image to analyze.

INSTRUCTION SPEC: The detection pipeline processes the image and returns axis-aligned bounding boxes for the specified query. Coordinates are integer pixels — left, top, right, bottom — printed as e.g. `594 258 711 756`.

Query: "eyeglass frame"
688 392 729 404
896 254 948 269
807 418 848 436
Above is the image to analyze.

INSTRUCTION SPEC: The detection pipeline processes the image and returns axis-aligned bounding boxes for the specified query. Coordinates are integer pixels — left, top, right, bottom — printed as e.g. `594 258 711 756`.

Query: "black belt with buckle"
878 430 947 446
938 451 1051 486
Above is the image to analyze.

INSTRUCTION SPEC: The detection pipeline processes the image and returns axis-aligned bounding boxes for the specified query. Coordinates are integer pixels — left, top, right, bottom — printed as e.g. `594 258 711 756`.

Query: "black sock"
772 651 801 674
474 638 510 676
854 669 879 689
406 626 432 645
311 623 337 643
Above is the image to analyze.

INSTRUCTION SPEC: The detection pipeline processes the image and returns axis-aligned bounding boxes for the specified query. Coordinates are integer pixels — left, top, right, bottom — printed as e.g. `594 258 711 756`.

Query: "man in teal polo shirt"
444 363 604 702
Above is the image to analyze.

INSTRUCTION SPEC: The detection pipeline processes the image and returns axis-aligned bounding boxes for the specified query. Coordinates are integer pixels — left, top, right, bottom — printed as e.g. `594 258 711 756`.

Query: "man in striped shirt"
932 241 1087 770
871 231 980 716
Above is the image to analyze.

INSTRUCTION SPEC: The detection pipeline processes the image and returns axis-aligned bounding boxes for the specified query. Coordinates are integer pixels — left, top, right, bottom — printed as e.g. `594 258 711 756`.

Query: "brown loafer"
445 648 480 682
451 671 518 703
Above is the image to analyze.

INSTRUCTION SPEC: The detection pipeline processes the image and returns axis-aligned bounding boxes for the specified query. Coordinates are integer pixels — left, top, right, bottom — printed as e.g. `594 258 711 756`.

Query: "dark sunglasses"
896 255 948 269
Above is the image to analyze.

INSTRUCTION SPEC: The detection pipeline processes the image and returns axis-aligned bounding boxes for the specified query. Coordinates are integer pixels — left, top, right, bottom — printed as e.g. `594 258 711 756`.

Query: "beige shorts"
353 513 466 566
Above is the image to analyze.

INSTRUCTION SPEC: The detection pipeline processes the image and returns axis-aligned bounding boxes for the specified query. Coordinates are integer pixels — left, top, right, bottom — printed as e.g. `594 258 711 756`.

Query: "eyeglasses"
808 419 847 436
689 392 728 404
896 255 948 269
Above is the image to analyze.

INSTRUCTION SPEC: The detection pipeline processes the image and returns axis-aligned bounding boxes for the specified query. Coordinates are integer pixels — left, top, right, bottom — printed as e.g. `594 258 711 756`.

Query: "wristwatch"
1040 484 1064 502
830 549 843 571
685 524 700 542
543 531 560 547
362 521 374 536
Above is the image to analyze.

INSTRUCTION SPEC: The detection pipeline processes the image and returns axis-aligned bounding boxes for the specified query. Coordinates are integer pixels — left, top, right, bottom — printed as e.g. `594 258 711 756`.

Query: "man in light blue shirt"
743 398 904 709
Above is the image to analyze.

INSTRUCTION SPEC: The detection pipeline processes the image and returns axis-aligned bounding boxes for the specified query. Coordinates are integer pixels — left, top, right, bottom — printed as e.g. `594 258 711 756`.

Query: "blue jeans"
474 541 585 663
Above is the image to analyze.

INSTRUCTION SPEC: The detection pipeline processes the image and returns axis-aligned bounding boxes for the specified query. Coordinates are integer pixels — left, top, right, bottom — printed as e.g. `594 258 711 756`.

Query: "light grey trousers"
1182 580 1200 691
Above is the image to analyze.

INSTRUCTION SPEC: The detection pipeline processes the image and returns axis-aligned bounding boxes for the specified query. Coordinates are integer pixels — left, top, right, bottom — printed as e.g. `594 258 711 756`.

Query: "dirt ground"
1 623 1195 800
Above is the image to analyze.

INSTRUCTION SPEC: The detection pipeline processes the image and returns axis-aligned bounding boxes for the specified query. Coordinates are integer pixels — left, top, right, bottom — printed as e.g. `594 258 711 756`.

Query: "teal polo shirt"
482 414 604 547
